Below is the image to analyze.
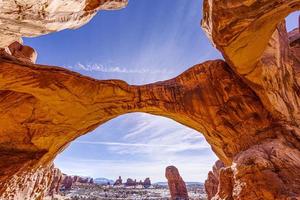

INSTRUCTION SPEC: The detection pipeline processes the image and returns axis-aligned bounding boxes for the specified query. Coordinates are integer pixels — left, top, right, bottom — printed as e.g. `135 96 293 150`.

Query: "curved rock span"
165 166 189 200
0 0 299 199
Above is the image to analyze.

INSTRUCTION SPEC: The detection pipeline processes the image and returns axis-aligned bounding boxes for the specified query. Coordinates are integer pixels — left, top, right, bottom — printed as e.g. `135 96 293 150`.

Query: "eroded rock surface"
0 0 299 200
205 160 224 200
0 0 128 47
202 0 300 124
165 166 188 200
1 164 60 200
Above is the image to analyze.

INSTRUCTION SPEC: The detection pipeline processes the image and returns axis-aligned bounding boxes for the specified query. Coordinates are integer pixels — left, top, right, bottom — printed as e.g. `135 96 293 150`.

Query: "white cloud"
74 140 209 154
69 63 173 74
74 141 209 149
105 113 209 155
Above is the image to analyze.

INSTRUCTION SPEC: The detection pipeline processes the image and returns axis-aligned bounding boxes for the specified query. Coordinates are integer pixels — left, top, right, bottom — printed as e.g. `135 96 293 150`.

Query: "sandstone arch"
0 0 299 199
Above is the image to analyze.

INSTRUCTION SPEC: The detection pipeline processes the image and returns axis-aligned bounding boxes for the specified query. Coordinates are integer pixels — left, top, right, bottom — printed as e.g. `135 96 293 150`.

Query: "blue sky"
24 1 299 182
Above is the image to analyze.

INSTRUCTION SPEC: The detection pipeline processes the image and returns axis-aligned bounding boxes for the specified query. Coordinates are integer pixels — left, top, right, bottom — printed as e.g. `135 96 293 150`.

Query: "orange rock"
204 160 224 200
0 0 299 199
7 41 37 63
165 166 188 200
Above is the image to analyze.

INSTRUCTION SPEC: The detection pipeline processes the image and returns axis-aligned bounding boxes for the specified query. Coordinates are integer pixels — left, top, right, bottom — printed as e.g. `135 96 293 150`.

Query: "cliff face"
1 164 61 200
0 0 299 200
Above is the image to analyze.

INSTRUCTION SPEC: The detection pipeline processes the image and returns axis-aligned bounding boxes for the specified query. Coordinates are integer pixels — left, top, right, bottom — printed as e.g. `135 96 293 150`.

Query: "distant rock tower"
204 160 225 200
165 166 189 200
143 177 151 188
114 176 123 186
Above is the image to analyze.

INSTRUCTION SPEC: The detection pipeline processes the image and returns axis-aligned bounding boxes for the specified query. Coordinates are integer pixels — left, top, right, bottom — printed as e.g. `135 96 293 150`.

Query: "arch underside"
0 0 300 199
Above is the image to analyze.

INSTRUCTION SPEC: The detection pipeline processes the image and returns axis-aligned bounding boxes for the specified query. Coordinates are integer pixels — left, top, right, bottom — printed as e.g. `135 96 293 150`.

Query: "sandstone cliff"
0 0 299 200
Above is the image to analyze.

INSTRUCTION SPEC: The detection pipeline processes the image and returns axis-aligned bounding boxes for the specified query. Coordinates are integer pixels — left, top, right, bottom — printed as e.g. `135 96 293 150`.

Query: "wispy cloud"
68 63 173 74
103 113 209 155
74 141 206 148
74 140 209 152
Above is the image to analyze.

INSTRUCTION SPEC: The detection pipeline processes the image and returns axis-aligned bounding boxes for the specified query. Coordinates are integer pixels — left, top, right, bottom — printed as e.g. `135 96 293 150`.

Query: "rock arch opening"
53 112 217 187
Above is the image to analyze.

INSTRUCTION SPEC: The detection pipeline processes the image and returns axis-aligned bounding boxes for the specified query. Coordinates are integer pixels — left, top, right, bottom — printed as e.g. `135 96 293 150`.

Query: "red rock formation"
165 166 188 200
122 177 151 187
125 178 137 187
0 164 63 200
0 0 299 200
47 167 63 196
202 0 300 123
60 175 74 191
7 42 37 64
46 169 95 198
0 41 37 65
204 160 225 200
143 178 151 188
72 176 94 185
201 1 300 199
114 176 123 186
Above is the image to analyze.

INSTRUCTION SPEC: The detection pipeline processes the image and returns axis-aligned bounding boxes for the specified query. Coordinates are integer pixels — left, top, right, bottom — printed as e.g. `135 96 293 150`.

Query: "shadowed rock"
204 160 225 200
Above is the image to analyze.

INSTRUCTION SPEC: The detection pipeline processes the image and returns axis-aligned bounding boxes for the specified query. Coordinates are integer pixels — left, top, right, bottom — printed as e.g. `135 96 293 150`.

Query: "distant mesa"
165 166 189 200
